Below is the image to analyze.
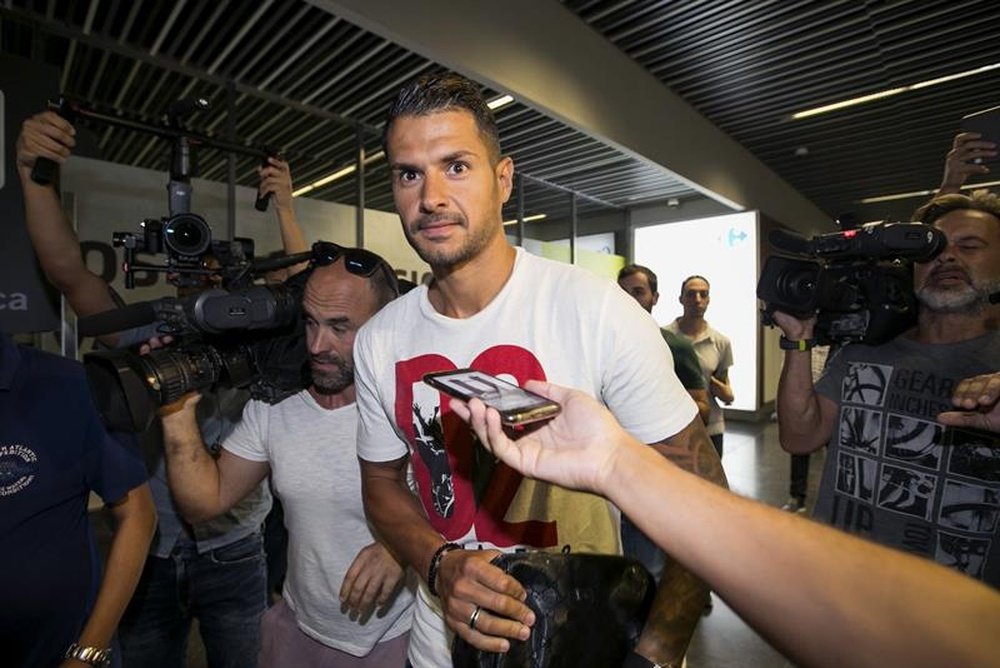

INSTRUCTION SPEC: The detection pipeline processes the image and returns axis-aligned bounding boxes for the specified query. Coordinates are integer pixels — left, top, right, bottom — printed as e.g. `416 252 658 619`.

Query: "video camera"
83 260 313 433
756 221 946 345
113 214 256 289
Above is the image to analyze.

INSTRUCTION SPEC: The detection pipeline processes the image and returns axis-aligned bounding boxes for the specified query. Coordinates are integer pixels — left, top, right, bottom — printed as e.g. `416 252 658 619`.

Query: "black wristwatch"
64 643 112 668
779 335 816 351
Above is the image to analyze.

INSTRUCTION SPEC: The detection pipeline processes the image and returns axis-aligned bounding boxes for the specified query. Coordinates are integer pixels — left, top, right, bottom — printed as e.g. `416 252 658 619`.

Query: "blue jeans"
118 532 267 668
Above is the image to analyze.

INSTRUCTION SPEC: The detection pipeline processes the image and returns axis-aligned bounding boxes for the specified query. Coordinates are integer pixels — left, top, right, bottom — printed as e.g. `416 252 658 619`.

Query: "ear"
496 156 514 204
652 292 659 307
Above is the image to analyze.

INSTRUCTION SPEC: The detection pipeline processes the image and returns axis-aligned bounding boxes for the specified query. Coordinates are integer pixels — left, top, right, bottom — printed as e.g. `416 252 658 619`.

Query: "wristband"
779 335 815 351
427 542 462 597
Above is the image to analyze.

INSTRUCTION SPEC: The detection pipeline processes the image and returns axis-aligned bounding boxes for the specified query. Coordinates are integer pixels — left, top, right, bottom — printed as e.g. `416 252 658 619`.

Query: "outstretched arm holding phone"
450 381 1000 668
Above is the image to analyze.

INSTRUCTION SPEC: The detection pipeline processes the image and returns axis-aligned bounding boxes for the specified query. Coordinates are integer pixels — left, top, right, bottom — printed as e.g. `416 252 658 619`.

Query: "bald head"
302 260 384 396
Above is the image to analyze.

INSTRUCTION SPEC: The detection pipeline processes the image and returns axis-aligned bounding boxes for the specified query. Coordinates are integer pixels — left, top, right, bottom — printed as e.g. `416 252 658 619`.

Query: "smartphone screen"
423 369 561 426
962 105 1000 164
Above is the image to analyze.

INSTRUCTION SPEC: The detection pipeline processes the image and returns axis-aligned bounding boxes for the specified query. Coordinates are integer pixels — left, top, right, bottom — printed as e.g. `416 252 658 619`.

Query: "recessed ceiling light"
487 94 514 110
292 151 386 197
503 213 546 226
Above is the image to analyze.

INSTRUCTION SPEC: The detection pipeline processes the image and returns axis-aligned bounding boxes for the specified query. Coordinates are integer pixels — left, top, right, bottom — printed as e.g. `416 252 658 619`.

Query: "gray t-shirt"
814 330 1000 587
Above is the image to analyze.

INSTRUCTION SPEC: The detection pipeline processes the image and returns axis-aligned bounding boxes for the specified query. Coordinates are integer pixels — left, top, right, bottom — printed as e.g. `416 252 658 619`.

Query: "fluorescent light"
859 179 1000 204
503 213 546 226
793 62 1000 120
292 151 387 197
487 94 514 110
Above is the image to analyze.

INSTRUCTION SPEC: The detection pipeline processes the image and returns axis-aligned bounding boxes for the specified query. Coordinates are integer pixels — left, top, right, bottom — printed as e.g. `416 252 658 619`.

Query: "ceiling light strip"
793 62 1000 120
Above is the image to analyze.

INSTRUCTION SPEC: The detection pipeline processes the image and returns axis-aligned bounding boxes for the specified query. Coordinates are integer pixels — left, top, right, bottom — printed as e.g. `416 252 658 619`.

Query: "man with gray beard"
158 251 415 666
773 190 1000 588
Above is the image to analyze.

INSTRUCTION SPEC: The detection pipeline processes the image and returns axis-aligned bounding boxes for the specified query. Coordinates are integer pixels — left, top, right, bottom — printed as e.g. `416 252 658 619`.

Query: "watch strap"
64 643 112 668
779 335 815 351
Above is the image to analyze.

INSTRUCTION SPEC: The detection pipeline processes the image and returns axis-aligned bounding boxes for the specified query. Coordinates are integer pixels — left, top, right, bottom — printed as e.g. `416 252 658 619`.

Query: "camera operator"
16 108 309 666
773 190 1000 588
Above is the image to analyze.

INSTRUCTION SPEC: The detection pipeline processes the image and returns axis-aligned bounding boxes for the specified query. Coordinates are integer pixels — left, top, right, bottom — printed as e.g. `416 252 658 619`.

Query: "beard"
310 353 354 394
406 212 497 268
917 273 999 314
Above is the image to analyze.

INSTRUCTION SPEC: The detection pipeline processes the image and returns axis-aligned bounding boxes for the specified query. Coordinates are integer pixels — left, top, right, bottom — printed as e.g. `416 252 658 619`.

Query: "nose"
308 328 331 356
419 170 448 213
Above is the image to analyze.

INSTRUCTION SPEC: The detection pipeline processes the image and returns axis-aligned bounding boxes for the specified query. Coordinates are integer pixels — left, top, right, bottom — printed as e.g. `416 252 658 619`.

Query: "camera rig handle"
254 147 283 213
31 96 78 186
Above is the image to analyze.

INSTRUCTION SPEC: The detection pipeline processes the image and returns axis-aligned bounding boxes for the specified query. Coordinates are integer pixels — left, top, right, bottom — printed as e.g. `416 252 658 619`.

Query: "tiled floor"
94 417 828 667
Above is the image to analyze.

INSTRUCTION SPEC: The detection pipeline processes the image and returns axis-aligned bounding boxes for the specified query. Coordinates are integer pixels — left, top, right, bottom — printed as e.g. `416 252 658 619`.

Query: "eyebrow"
390 149 478 172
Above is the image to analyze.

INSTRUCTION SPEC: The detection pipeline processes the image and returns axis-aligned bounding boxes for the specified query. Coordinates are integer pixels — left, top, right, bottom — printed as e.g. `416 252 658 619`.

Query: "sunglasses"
310 241 399 293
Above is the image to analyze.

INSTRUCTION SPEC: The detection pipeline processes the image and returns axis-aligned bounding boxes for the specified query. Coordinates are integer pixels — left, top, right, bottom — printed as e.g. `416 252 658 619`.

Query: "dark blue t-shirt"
0 334 147 668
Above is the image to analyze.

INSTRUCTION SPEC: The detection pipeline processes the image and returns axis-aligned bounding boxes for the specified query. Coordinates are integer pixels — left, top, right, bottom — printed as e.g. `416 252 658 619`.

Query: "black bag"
452 549 655 668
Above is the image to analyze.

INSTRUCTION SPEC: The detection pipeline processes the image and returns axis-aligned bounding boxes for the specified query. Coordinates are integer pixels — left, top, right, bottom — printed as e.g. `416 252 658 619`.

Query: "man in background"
665 275 735 456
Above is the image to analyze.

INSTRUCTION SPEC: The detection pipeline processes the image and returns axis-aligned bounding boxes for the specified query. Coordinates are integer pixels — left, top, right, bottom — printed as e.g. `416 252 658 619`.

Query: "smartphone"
961 105 1000 164
423 368 561 426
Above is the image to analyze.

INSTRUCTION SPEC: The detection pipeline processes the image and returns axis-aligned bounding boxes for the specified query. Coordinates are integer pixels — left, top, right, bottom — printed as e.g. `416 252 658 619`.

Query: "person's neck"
427 239 516 319
676 315 706 336
308 383 356 410
910 309 991 344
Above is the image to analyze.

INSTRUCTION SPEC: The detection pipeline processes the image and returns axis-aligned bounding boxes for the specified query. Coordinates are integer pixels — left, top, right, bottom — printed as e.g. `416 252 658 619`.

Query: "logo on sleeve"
0 444 38 496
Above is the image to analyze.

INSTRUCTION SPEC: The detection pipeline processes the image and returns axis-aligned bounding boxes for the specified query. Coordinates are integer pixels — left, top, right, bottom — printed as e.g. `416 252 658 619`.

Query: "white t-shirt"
355 248 696 667
664 320 734 436
223 391 413 656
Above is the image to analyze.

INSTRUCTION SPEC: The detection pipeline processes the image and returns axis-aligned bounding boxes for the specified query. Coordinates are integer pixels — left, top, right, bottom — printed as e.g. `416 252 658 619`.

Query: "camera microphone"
78 302 158 338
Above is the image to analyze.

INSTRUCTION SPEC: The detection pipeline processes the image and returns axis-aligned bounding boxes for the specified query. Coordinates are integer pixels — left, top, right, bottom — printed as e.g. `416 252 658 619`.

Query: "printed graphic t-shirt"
814 330 1000 587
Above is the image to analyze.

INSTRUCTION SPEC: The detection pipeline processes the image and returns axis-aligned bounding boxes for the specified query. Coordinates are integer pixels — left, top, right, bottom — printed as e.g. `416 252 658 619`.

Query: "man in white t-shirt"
355 73 728 668
159 252 414 667
664 275 735 456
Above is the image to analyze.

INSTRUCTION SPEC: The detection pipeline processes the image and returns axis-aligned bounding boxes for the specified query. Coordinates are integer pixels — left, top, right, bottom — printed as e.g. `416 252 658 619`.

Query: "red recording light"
842 229 858 238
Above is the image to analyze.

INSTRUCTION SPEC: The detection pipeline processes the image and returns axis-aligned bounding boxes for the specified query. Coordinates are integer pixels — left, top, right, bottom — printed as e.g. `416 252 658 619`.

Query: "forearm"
75 485 156 651
688 389 711 425
161 409 228 523
637 420 726 662
607 443 1000 668
362 468 446 581
776 351 827 454
19 172 117 320
710 376 734 404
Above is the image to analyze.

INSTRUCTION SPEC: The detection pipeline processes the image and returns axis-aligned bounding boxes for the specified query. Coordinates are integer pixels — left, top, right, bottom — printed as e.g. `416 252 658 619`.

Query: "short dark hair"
618 264 658 295
680 275 710 295
382 73 502 164
913 189 1000 226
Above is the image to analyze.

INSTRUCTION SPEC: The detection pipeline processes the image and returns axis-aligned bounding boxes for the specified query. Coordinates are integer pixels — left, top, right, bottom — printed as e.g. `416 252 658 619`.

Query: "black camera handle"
30 97 78 186
31 97 282 205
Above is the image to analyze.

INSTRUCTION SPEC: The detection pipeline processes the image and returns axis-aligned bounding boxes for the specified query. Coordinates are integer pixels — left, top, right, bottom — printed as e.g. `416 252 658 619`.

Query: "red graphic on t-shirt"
395 345 558 548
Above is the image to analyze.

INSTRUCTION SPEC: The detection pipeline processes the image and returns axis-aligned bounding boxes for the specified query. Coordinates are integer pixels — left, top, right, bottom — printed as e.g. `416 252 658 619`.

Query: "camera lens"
163 213 211 257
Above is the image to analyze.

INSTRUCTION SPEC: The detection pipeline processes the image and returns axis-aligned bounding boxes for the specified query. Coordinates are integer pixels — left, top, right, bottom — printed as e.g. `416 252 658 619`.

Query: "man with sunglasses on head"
353 74 727 668
158 245 414 667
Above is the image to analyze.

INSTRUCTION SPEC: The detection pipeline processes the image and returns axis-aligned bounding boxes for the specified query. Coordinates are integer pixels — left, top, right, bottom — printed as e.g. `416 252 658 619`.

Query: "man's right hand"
436 548 534 653
16 111 76 180
771 310 817 342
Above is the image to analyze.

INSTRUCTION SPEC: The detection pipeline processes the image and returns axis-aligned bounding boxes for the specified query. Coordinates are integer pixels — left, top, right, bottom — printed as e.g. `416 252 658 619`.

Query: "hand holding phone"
961 105 1000 165
424 369 561 427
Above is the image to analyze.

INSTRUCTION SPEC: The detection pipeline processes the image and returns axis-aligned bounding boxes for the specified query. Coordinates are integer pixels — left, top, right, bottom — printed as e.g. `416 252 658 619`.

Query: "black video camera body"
756 222 946 345
83 272 311 432
112 214 254 288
